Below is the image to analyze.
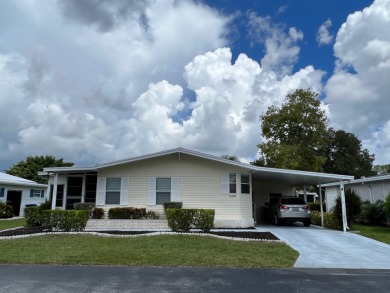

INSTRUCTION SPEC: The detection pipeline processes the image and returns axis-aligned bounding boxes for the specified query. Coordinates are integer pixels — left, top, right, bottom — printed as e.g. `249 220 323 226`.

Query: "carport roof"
40 147 353 185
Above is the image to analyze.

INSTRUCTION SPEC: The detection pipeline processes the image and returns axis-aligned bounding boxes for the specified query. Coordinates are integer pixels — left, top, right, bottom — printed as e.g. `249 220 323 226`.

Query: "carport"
250 166 354 232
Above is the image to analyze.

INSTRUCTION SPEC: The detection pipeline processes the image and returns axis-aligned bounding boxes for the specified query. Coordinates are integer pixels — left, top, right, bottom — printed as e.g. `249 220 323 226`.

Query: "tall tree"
373 164 390 175
6 155 74 184
323 129 376 178
258 89 328 172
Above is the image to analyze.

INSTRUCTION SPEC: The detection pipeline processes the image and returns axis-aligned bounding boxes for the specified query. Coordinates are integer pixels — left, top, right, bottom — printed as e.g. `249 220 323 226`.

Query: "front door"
7 190 22 216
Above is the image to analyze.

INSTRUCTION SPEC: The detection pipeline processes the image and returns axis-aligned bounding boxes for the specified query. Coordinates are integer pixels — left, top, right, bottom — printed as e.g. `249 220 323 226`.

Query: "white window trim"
148 177 179 205
221 172 237 195
96 177 129 206
240 173 251 195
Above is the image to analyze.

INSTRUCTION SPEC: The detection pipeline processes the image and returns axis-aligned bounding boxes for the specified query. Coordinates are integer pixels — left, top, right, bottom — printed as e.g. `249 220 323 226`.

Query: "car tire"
274 215 282 226
303 220 311 227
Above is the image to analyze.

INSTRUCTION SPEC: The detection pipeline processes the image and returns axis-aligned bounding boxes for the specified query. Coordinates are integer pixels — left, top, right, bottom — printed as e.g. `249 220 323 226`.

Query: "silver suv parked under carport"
264 196 311 227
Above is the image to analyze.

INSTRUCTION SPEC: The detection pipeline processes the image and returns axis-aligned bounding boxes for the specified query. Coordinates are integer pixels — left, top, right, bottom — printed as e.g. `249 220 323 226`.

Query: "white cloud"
316 19 334 46
247 12 304 77
324 0 390 164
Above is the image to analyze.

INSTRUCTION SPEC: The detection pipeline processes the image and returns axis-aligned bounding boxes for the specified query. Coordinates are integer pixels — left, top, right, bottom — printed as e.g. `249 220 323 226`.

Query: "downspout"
51 173 58 210
319 183 324 227
340 180 348 232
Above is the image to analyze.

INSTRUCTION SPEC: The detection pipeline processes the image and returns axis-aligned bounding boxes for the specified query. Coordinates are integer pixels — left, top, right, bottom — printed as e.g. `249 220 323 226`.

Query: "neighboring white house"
323 174 390 211
0 172 48 217
39 148 353 230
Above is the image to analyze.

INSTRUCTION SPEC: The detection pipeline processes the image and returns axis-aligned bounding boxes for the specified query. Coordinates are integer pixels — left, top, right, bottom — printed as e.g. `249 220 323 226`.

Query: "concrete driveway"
256 224 390 269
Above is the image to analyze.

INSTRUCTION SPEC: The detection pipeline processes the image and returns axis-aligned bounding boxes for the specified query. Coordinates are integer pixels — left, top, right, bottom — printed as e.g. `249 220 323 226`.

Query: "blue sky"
0 0 389 171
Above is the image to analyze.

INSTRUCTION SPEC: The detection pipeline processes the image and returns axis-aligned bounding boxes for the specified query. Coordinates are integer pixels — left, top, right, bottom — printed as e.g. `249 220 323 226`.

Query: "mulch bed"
0 227 279 241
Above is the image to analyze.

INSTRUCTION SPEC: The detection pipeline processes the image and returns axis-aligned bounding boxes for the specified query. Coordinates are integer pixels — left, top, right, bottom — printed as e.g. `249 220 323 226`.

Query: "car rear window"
281 198 306 205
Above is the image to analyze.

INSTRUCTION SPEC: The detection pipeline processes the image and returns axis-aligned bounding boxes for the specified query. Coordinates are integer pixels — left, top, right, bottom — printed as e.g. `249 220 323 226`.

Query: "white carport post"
51 173 58 210
340 180 348 232
303 185 307 202
318 183 324 227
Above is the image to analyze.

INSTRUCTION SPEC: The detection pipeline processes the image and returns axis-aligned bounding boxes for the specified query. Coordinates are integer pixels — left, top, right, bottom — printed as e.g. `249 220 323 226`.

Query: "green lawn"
0 234 298 268
353 224 390 245
0 218 26 231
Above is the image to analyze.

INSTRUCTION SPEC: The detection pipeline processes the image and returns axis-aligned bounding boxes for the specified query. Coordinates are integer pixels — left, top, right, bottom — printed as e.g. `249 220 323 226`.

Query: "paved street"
0 265 389 292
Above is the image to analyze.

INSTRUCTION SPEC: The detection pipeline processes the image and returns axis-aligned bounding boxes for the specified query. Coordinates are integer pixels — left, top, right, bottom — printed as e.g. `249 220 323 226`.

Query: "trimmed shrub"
108 207 147 219
166 208 196 232
166 208 215 232
193 209 215 232
308 203 326 212
92 208 105 219
163 202 183 212
74 202 95 218
145 210 159 219
42 210 89 232
334 188 362 229
0 201 14 219
357 200 386 225
25 206 43 226
385 193 390 219
310 211 342 230
39 199 52 211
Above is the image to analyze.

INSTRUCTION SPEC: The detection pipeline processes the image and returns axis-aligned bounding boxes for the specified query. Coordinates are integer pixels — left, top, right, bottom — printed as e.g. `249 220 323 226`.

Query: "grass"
353 224 390 245
0 218 26 231
0 234 298 268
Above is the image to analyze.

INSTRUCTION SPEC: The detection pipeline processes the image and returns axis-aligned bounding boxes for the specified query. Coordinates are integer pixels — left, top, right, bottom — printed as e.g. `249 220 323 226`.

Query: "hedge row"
42 210 89 232
311 211 341 230
107 207 159 219
0 201 13 219
166 208 215 232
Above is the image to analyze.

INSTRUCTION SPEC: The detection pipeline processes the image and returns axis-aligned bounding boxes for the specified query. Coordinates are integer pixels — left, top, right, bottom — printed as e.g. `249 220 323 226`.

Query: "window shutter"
96 177 106 205
30 189 34 198
148 177 156 205
221 173 229 194
41 190 45 198
171 177 179 201
120 177 129 206
0 188 4 197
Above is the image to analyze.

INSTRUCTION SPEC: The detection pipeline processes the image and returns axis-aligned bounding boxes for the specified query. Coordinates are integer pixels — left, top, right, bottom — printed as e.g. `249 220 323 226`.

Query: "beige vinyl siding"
97 153 254 226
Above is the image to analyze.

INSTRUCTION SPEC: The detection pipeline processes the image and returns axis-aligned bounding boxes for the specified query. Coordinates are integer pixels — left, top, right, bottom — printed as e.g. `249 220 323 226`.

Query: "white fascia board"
0 180 47 188
41 167 96 173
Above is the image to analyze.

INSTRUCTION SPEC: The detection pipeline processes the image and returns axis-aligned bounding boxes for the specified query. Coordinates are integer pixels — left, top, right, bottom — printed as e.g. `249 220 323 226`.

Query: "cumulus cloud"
324 0 390 163
247 12 303 76
316 19 334 46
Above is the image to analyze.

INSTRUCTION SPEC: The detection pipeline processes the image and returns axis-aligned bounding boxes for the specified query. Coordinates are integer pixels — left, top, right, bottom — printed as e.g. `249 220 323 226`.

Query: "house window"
50 185 64 207
105 178 121 205
241 174 250 194
229 173 236 193
156 178 171 204
32 190 41 197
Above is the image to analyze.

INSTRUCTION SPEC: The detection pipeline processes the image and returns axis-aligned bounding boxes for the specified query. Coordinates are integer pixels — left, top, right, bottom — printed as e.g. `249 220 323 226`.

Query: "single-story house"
39 148 353 231
323 174 390 211
0 172 47 217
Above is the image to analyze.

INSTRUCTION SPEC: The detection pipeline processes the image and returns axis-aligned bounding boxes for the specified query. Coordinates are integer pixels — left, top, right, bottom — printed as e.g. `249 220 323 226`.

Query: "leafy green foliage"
259 89 328 171
73 202 96 218
193 209 215 232
6 155 73 184
92 208 105 219
24 207 42 226
308 203 326 212
334 188 362 229
163 201 183 212
357 200 386 225
166 208 196 232
108 207 147 219
310 211 341 230
221 155 239 161
0 201 14 218
166 208 215 232
385 193 390 217
323 129 376 178
373 164 390 175
42 210 89 232
25 200 53 227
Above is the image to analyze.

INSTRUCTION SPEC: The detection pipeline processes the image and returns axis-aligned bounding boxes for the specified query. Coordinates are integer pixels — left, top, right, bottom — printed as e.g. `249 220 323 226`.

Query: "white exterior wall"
97 153 254 228
0 185 47 217
325 186 340 211
344 180 390 203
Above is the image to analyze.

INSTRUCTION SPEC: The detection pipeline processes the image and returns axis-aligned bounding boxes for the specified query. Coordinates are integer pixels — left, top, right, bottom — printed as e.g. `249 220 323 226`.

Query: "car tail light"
279 205 289 211
302 205 310 210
